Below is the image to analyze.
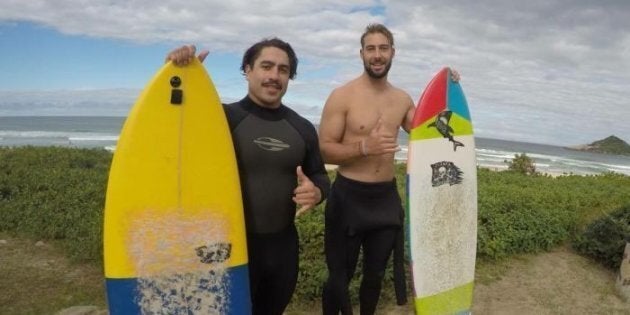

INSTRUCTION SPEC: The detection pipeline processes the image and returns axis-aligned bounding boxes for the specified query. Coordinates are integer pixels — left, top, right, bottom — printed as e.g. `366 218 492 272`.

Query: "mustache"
262 80 282 89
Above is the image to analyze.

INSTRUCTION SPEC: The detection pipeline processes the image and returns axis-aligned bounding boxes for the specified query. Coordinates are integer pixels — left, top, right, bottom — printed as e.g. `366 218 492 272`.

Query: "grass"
0 233 106 314
2 233 627 314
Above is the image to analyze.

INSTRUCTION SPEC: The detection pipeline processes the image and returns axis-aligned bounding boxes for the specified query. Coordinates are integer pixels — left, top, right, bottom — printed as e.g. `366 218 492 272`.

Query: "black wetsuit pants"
322 174 402 315
247 225 299 315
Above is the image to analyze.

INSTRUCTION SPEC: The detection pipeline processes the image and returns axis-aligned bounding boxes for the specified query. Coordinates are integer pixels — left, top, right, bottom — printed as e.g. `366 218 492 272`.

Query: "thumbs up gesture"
362 117 400 156
294 166 321 217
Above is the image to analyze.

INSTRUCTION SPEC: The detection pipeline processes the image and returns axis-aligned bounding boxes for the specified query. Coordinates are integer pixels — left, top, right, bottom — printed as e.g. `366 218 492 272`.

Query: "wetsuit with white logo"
224 96 330 315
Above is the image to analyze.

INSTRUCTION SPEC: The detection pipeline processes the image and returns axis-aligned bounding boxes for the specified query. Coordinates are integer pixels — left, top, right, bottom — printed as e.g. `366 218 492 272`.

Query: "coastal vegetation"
1 146 629 309
573 204 630 270
506 153 537 175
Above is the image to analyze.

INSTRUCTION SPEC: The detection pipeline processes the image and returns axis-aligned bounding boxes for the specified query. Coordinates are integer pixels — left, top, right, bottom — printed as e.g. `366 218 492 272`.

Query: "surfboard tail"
414 281 474 315
106 264 251 314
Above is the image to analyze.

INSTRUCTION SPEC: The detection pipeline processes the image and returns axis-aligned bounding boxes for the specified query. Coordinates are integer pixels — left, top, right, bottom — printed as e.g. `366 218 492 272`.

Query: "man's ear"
244 64 252 80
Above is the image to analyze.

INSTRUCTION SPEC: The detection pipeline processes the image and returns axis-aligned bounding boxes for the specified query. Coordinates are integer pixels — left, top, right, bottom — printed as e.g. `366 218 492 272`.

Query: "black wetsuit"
224 96 330 315
322 173 404 315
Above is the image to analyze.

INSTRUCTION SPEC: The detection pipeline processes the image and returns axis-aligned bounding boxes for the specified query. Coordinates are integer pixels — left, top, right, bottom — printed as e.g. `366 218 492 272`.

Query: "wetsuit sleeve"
304 131 330 204
222 103 247 131
285 112 330 204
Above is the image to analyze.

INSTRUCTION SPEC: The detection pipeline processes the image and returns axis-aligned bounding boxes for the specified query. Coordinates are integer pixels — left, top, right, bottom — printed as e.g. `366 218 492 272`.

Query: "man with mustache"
318 24 459 314
166 38 330 315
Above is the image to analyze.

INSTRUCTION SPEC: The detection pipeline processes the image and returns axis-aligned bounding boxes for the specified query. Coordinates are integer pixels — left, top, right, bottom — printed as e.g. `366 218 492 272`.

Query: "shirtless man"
318 23 458 314
319 27 413 183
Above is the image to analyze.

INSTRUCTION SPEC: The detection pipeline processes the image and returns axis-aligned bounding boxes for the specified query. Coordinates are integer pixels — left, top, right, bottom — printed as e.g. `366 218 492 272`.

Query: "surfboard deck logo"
407 67 478 315
427 111 465 151
103 60 251 314
430 161 463 187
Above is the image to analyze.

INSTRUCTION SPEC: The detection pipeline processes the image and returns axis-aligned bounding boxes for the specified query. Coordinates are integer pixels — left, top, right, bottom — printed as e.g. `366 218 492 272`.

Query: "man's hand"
294 166 321 217
362 118 400 156
165 44 210 66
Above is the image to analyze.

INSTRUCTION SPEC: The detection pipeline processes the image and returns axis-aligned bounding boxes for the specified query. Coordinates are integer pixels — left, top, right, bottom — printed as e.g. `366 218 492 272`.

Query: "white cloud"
1 1 630 145
0 89 138 116
382 1 630 145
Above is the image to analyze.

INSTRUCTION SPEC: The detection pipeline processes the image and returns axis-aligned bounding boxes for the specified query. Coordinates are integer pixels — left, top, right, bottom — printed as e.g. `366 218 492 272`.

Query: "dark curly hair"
240 37 298 80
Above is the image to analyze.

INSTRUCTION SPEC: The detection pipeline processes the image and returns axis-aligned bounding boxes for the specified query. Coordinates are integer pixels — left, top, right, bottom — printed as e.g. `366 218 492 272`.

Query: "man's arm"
318 90 364 165
402 94 416 133
319 89 401 165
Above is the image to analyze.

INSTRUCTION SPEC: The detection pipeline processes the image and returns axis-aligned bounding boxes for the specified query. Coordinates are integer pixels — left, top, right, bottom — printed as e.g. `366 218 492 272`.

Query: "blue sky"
1 1 630 146
1 23 167 89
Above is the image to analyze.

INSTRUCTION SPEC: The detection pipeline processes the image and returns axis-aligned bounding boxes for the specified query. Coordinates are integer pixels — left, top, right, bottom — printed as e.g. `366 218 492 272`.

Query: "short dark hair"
240 37 298 80
360 23 394 48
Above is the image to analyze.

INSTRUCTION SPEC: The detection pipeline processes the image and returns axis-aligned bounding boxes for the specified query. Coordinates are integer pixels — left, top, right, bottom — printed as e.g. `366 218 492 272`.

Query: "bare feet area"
0 235 627 314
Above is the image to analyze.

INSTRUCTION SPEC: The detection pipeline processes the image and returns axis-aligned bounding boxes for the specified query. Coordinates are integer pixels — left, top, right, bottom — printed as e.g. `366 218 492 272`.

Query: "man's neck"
247 93 281 109
361 72 389 90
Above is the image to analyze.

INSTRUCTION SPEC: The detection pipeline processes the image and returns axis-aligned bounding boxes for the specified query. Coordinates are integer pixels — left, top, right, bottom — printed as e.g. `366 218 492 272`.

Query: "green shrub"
476 169 578 259
572 204 630 269
295 203 327 301
505 153 537 175
0 147 111 262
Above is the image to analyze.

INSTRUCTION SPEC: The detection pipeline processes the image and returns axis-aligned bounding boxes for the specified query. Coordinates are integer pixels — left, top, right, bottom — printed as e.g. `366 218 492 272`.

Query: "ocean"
1 116 629 176
0 116 121 151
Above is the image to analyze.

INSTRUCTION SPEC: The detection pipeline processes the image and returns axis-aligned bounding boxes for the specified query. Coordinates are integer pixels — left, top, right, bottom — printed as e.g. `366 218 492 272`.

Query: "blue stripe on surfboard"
405 174 412 258
105 264 251 314
447 79 470 122
404 173 416 300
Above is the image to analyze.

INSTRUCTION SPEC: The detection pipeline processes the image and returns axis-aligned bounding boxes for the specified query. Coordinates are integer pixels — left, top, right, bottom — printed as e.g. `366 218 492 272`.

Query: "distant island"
567 135 630 156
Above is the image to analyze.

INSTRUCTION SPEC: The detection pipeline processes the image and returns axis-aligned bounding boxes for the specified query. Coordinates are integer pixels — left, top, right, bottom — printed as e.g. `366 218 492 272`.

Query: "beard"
364 59 392 79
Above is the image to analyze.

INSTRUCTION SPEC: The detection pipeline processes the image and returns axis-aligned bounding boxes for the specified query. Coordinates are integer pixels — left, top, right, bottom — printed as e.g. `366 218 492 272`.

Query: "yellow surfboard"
103 59 250 314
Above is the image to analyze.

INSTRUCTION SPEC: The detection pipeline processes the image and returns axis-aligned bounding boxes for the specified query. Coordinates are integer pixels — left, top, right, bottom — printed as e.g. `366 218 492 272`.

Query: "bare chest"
344 95 408 137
